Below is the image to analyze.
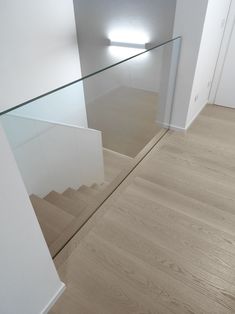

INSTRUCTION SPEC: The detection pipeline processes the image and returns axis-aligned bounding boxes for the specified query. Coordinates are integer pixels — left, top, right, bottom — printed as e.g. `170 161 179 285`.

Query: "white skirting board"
169 124 187 132
156 120 187 132
169 101 209 132
40 282 65 314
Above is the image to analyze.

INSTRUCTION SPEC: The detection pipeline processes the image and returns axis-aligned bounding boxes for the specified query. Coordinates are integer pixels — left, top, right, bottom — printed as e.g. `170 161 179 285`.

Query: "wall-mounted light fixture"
107 29 149 58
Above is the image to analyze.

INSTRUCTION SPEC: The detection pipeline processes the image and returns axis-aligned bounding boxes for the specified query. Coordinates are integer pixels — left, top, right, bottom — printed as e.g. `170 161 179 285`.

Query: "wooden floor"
103 148 133 184
86 86 161 157
50 104 235 314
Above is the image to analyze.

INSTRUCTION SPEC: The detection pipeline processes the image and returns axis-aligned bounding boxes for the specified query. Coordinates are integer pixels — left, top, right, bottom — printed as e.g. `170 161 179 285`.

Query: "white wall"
1 115 104 197
171 0 209 129
81 48 164 105
211 0 235 108
0 0 82 113
0 1 85 312
158 38 182 128
74 0 176 75
11 83 88 128
186 0 231 126
171 0 231 129
0 125 64 314
73 0 176 105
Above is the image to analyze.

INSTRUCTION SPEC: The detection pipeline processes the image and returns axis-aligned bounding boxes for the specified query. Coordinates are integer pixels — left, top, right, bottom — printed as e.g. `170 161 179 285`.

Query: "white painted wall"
11 83 88 128
73 0 176 106
171 0 209 129
0 125 64 314
158 38 182 128
171 0 231 129
212 0 235 108
0 0 82 113
82 48 164 105
0 1 86 312
120 49 164 93
74 0 176 75
186 0 231 126
0 0 88 128
1 115 104 197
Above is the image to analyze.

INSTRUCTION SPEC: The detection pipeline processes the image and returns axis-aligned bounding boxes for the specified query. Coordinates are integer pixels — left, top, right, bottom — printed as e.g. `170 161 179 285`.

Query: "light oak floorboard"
86 86 161 157
50 104 235 314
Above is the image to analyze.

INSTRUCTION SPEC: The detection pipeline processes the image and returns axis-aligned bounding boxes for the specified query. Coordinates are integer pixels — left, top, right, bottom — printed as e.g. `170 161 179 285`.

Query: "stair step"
63 188 94 205
79 185 98 197
30 195 74 246
91 183 108 192
76 187 96 204
44 191 87 217
35 220 59 247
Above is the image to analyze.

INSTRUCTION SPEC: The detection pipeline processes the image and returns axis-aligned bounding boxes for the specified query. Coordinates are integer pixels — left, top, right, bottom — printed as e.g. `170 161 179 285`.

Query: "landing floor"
50 104 235 314
86 86 161 157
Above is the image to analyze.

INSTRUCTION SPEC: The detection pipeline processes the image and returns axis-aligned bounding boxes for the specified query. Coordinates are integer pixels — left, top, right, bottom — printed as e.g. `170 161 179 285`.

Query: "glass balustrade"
0 37 181 257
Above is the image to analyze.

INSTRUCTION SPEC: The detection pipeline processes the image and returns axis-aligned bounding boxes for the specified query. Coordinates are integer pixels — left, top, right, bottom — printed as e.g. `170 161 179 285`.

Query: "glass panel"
0 38 181 257
83 40 178 157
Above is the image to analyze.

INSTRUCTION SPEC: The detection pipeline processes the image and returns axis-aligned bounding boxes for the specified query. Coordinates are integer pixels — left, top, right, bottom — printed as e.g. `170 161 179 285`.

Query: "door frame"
209 0 234 104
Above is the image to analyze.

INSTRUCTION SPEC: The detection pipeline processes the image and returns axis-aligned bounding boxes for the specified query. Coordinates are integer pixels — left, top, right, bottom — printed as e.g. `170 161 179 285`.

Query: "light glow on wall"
108 29 149 59
109 40 146 49
108 29 149 45
108 46 146 59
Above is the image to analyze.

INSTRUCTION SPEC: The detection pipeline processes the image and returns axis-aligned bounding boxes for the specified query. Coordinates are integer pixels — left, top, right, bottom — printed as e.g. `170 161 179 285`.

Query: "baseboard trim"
169 101 208 132
185 101 208 130
40 282 65 314
169 124 187 132
157 116 187 132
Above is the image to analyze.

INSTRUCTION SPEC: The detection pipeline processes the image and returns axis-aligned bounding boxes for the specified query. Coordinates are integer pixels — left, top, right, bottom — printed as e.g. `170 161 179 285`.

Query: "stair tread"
36 220 59 247
63 187 95 205
79 185 98 196
30 195 74 235
90 183 108 192
90 184 100 192
76 188 96 203
44 191 87 217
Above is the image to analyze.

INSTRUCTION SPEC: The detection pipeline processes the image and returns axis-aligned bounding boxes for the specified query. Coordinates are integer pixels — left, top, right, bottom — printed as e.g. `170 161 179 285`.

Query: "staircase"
30 149 132 256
